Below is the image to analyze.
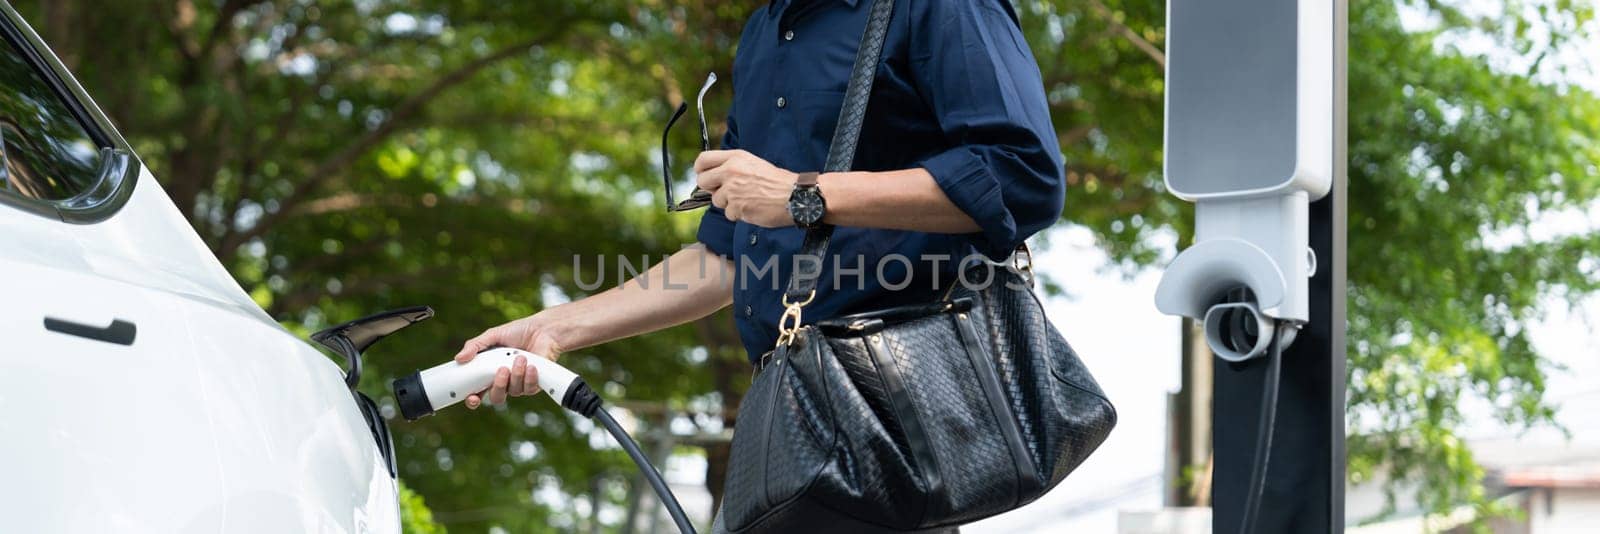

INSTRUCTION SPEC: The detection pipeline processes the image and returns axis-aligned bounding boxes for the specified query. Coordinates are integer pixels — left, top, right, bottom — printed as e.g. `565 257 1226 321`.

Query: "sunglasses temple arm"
697 111 711 151
697 73 717 150
662 103 689 211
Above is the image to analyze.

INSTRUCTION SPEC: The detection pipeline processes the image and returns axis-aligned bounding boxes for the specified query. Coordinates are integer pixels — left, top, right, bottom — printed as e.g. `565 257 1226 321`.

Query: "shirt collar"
768 0 859 19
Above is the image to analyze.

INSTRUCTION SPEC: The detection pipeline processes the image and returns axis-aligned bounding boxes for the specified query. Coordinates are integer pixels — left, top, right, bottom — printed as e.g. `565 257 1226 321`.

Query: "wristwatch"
787 172 827 229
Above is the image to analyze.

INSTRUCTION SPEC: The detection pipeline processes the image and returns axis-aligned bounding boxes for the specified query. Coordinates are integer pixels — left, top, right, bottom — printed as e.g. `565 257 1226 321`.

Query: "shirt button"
776 97 787 109
784 30 795 41
744 306 754 317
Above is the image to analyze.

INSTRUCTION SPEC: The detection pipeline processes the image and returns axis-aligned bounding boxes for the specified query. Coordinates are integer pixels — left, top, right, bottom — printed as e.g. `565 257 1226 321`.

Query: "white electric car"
0 4 409 532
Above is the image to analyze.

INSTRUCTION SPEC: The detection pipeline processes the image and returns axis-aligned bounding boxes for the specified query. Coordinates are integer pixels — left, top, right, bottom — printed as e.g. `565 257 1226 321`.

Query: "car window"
0 34 101 201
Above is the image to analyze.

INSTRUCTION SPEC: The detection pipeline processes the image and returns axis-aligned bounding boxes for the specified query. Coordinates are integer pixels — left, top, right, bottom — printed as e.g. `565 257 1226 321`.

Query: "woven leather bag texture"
716 266 1117 533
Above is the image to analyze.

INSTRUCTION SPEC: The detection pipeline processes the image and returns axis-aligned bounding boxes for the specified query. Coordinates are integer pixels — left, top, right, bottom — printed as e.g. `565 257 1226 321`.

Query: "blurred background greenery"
11 0 1598 531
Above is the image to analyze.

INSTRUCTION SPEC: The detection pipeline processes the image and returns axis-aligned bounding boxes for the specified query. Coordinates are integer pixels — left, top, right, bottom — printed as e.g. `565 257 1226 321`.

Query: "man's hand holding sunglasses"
694 149 802 228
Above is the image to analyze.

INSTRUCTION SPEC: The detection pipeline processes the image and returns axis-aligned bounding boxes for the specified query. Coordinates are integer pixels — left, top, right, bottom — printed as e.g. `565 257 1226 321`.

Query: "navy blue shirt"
698 0 1064 361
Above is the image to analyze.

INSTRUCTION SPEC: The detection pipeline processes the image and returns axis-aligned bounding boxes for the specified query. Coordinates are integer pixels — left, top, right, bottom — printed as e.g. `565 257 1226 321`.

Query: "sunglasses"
661 73 719 212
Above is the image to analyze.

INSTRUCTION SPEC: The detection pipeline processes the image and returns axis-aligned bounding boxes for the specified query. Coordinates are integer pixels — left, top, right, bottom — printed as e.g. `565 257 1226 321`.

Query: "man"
455 0 1063 425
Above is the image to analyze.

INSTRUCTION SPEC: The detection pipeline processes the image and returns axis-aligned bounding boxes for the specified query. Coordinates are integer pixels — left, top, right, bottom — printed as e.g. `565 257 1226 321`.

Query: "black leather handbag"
713 0 1116 532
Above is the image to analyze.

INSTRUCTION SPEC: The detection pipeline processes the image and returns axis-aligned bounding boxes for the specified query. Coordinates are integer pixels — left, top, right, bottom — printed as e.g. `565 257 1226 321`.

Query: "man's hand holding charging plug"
454 313 566 409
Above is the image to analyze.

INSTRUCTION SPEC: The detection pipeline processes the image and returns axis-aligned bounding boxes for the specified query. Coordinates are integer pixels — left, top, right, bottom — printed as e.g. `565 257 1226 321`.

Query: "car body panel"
0 5 399 533
0 257 227 534
181 300 398 533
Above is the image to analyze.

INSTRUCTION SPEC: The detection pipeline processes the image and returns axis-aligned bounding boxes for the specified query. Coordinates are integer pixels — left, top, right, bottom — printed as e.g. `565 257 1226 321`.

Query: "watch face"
788 187 826 226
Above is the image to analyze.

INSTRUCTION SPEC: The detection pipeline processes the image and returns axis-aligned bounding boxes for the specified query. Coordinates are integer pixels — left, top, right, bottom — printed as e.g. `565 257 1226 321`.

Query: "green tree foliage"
14 0 1598 529
1345 0 1599 520
20 1 733 530
401 481 450 534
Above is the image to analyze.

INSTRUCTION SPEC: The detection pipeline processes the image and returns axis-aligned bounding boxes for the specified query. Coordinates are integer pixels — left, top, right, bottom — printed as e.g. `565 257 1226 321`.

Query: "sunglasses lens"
671 190 713 212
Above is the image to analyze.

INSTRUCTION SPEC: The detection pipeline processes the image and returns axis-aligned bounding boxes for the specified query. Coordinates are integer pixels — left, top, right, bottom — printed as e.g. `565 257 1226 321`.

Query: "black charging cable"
1239 323 1286 534
560 381 698 534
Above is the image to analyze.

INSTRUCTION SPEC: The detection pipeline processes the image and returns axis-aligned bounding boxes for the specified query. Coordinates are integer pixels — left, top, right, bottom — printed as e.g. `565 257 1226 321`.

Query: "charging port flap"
311 306 434 479
312 306 434 390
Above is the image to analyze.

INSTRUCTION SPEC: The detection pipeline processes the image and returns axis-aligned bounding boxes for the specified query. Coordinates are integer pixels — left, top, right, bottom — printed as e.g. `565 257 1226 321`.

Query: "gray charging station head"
1165 0 1334 201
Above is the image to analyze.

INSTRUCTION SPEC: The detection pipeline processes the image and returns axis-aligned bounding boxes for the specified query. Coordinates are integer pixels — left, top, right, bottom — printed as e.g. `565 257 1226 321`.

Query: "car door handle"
43 317 137 346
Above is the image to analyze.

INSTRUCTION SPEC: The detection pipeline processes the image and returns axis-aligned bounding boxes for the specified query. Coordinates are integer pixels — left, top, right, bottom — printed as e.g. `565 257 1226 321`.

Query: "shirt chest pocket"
794 89 844 170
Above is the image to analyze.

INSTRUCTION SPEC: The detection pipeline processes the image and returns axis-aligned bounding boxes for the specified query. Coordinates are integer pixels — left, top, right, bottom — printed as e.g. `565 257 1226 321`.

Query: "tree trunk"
41 1 75 68
1166 318 1214 506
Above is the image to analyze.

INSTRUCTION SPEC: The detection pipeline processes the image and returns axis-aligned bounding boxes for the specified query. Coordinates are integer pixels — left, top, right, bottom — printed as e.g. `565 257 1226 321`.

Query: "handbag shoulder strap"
821 0 894 175
781 0 894 315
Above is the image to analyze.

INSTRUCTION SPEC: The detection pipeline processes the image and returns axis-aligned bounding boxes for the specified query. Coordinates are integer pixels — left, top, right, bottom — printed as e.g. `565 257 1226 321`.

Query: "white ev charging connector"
393 348 585 418
1155 1 1337 532
393 349 698 534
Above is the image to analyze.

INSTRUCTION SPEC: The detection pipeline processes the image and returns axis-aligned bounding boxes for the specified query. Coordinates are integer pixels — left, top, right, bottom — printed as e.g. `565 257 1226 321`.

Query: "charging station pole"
1209 2 1346 532
1156 0 1347 532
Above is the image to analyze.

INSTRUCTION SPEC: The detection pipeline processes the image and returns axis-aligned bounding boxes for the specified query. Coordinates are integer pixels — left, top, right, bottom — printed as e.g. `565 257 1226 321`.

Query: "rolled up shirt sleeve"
696 113 741 257
911 0 1065 260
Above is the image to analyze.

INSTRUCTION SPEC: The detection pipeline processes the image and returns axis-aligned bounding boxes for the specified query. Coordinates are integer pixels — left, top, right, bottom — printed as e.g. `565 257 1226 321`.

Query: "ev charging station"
1155 0 1346 531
